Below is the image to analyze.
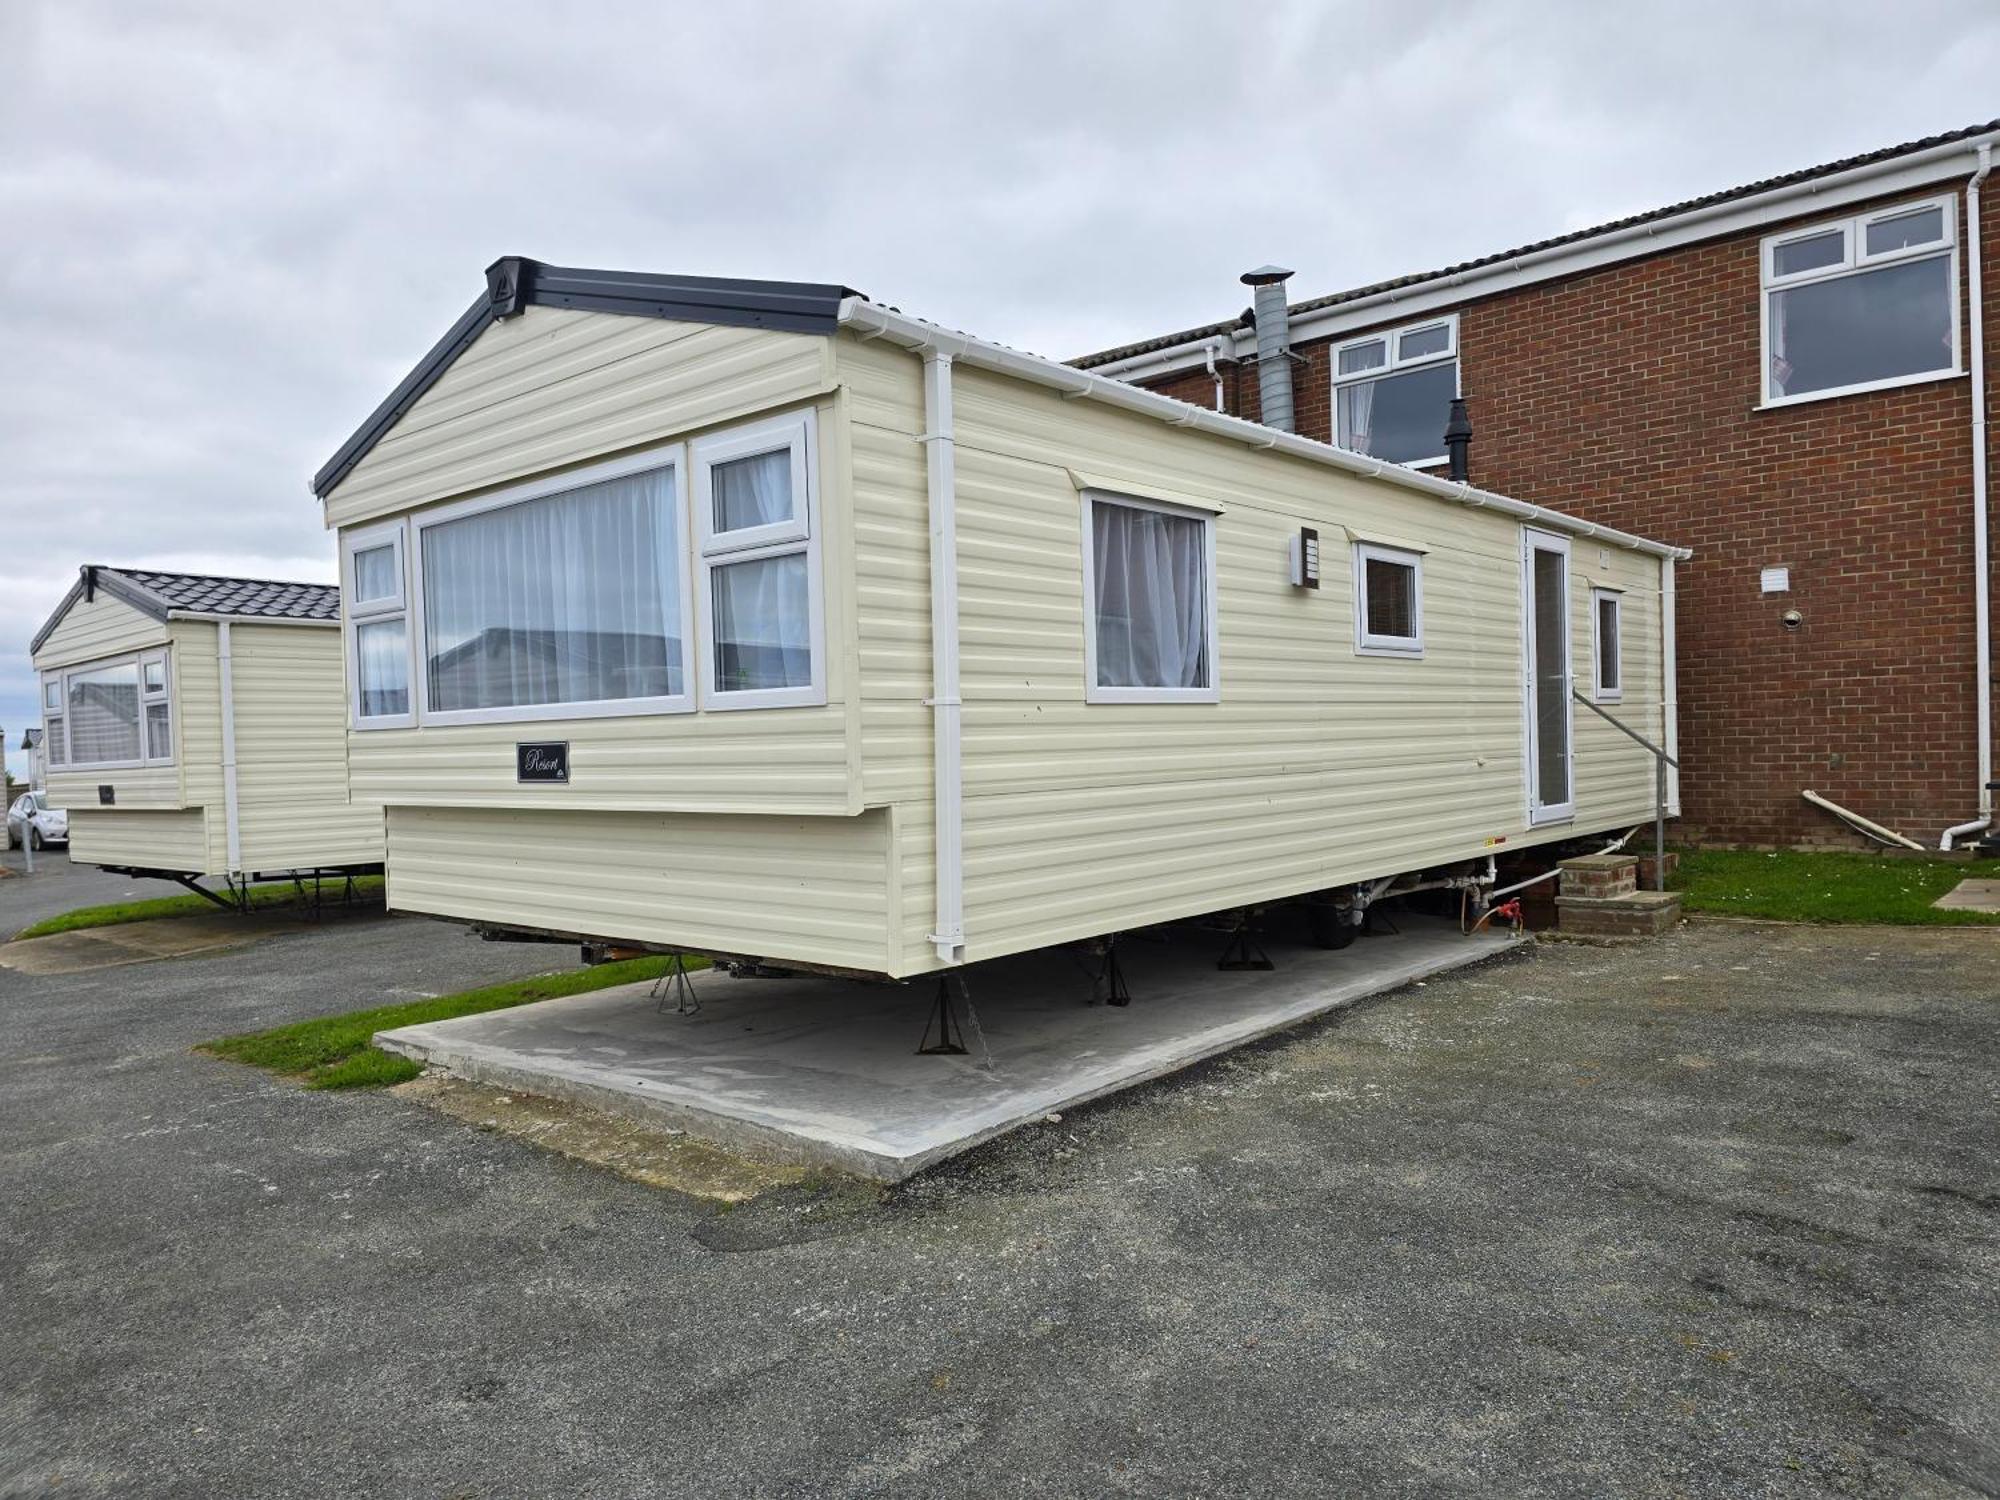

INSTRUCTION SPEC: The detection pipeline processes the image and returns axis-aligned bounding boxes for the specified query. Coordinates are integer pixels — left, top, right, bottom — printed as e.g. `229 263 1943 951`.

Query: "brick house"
1073 120 2000 851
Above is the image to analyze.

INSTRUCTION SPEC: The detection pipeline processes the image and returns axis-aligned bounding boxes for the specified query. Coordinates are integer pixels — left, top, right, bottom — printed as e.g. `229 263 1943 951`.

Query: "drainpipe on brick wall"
1944 142 1995 852
1203 339 1227 412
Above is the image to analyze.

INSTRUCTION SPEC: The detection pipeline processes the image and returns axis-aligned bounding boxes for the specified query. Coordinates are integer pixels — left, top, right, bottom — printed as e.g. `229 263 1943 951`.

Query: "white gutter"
920 351 966 965
217 620 242 874
1968 143 1994 834
1091 132 2000 382
839 299 1690 563
165 611 337 629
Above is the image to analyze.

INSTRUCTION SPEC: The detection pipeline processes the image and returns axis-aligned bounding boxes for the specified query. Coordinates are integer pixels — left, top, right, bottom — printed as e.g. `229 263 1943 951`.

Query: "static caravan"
312 258 1686 981
29 567 384 895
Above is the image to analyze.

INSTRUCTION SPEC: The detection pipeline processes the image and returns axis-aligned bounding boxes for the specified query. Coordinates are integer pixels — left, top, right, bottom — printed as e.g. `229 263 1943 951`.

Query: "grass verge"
1671 848 2000 925
13 875 387 940
201 953 702 1089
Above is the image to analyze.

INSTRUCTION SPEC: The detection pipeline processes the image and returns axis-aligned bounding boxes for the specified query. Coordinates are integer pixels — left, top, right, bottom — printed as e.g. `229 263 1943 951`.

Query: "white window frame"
1592 588 1624 704
140 648 173 761
1590 588 1623 702
341 518 414 730
405 443 697 728
41 649 174 772
1352 542 1425 658
692 410 826 712
1759 194 1961 408
1080 490 1221 705
1330 314 1460 469
1522 528 1575 826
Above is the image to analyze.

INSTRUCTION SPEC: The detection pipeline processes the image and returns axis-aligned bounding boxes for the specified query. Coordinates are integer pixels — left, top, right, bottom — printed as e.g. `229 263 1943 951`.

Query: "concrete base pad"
1934 878 2000 913
378 916 1521 1180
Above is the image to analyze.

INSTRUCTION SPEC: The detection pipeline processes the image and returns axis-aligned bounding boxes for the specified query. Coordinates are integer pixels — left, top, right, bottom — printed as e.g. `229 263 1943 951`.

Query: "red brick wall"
1137 186 1998 848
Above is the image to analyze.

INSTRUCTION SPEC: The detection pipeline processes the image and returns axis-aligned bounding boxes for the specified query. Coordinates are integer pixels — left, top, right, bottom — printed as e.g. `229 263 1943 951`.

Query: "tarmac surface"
1 864 1995 1498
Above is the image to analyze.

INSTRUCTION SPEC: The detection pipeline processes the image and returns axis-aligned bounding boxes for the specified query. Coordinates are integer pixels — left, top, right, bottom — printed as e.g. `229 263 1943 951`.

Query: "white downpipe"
1204 339 1226 411
1802 789 1927 852
217 620 242 875
921 351 966 965
1969 144 1994 830
1941 814 1991 851
1662 555 1680 817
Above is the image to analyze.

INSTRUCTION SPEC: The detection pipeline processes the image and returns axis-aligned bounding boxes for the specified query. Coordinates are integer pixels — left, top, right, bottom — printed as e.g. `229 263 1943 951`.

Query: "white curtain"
357 619 409 716
713 450 793 533
1769 290 1791 396
1340 380 1376 455
67 662 140 763
712 552 810 690
1092 502 1209 689
353 544 399 603
422 467 681 711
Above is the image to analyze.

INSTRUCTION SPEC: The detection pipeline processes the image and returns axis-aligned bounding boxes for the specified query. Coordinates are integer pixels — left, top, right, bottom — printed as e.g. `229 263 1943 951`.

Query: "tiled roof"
111 569 341 621
1071 118 2000 369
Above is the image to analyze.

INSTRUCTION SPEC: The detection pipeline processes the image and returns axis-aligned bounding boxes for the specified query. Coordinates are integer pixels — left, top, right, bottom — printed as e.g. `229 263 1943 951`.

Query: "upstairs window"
1083 492 1218 702
1332 316 1458 467
693 410 824 710
1353 543 1424 657
1592 588 1623 702
1762 196 1958 404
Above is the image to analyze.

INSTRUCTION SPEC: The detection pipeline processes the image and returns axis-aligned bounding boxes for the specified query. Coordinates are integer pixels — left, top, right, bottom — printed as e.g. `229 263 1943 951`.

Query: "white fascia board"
838 301 1692 562
1091 135 2000 384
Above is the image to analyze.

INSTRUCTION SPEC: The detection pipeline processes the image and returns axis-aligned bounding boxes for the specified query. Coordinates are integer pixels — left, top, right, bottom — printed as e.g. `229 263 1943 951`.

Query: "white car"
7 791 68 851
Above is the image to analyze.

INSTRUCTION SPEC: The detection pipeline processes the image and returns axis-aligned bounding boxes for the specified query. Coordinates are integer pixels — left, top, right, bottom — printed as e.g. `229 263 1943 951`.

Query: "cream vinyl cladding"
38 596 381 876
323 313 1672 977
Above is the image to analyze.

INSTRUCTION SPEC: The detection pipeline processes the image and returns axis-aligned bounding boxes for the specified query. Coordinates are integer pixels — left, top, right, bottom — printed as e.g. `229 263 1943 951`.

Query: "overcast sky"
3 0 1997 781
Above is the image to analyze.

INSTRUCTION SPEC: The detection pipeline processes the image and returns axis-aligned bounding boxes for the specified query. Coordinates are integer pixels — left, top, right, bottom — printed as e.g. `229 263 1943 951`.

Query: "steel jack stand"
652 952 700 1016
918 975 969 1055
1217 915 1273 971
1091 936 1132 1007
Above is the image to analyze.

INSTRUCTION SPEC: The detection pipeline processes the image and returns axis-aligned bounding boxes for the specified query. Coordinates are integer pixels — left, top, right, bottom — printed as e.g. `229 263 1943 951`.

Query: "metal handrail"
1572 688 1677 891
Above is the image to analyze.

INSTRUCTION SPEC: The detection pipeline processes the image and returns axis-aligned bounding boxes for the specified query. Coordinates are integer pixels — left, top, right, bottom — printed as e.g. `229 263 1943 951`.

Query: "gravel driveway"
1 906 1994 1499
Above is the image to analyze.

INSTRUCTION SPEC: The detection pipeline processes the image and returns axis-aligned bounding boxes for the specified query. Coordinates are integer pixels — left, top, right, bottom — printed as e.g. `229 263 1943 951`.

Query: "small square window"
1353 543 1423 657
1865 206 1944 257
352 544 400 605
143 658 166 694
1398 323 1450 360
1337 339 1386 376
1773 229 1844 278
43 679 60 711
712 449 795 534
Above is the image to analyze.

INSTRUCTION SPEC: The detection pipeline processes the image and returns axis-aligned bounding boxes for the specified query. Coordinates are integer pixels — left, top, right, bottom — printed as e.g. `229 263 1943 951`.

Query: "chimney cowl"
1240 266 1296 434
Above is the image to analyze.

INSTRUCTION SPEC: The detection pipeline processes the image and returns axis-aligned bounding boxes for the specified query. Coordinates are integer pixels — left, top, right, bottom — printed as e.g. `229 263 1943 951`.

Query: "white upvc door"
1523 528 1575 824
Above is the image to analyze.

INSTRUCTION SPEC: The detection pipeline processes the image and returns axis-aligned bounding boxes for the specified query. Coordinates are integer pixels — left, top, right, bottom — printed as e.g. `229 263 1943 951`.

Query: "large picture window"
1082 492 1218 703
419 463 688 720
694 410 825 710
40 650 175 771
1762 196 1958 404
1332 316 1459 467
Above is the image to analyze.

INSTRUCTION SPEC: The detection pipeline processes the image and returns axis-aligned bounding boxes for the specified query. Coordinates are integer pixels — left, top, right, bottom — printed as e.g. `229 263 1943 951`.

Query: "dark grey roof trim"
312 258 859 499
1072 117 2000 369
30 566 341 656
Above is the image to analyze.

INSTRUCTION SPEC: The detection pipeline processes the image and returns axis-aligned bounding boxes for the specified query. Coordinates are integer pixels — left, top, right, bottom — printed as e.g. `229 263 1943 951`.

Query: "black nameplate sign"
516 742 569 784
98 785 115 805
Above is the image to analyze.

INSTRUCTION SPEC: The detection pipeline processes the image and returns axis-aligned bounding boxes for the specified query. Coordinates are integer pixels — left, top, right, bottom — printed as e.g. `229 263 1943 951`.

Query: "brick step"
1554 889 1682 939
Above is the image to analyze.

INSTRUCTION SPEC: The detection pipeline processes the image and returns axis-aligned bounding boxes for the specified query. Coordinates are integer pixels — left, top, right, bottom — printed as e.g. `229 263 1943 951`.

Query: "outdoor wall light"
1291 526 1320 588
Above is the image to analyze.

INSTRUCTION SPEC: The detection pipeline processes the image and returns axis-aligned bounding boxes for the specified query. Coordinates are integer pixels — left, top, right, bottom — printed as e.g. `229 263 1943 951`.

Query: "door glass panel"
1532 546 1570 809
